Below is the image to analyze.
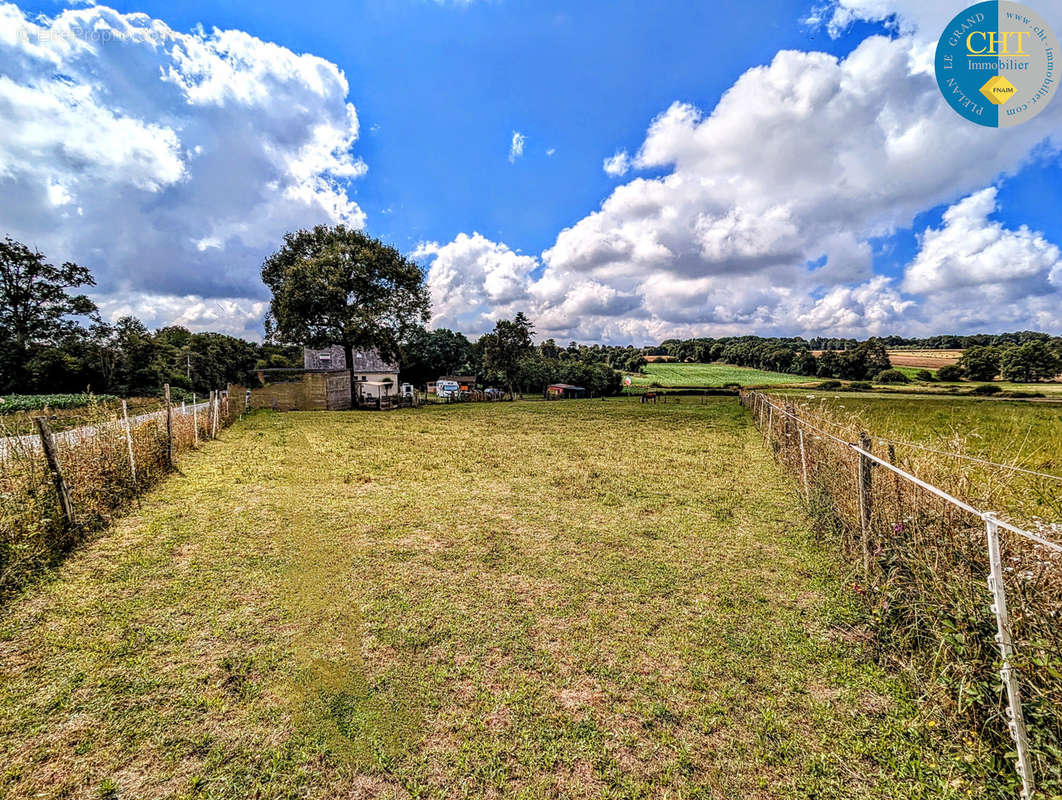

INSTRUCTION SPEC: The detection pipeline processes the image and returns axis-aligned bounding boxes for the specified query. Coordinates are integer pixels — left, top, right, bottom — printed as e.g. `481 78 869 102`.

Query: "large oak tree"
261 225 431 393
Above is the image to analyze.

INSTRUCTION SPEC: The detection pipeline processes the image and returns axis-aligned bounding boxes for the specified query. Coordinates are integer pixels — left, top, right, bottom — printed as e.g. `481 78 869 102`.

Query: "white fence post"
985 513 1035 800
192 393 198 447
121 400 136 486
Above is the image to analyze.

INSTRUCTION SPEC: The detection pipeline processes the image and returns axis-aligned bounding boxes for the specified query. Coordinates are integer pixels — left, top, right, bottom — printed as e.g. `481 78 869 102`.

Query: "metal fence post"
33 416 76 529
121 400 137 486
985 513 1035 799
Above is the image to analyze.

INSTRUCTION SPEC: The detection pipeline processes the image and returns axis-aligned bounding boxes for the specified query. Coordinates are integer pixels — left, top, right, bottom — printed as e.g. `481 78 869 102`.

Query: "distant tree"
914 369 934 382
936 364 964 382
540 338 561 360
480 312 535 398
625 354 648 373
874 368 909 384
398 326 473 387
0 237 98 392
958 346 1001 382
816 350 842 378
849 339 892 380
261 225 430 396
792 350 818 376
1000 341 1062 383
109 316 166 395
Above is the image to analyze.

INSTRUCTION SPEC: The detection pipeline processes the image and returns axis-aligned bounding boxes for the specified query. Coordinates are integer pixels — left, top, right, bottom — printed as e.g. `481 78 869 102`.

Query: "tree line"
3 227 1060 400
652 334 1062 383
0 237 299 398
651 336 892 381
398 315 622 397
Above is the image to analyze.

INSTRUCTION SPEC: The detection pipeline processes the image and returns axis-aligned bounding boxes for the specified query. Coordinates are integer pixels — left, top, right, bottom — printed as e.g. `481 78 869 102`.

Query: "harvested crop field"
0 399 966 799
884 350 963 369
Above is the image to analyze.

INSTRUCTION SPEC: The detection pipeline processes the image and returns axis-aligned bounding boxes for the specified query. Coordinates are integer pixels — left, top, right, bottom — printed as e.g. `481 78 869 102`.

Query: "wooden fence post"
121 400 137 486
164 384 173 468
33 416 76 529
211 391 219 438
857 432 873 580
798 426 810 502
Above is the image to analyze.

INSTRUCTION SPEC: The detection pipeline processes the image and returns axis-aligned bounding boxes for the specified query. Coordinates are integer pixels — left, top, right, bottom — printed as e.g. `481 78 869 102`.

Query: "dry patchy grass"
0 400 967 798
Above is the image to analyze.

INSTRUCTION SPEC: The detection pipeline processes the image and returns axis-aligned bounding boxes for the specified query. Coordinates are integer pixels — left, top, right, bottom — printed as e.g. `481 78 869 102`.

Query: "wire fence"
0 385 248 600
741 390 1062 798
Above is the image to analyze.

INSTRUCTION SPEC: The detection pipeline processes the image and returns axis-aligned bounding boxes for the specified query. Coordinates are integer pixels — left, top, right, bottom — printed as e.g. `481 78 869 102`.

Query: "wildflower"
893 522 906 534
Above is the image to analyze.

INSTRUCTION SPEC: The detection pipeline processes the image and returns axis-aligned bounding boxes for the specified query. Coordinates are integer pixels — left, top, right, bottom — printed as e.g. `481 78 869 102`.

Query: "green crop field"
0 393 118 414
628 362 814 388
770 389 1062 523
0 399 972 799
773 390 1062 457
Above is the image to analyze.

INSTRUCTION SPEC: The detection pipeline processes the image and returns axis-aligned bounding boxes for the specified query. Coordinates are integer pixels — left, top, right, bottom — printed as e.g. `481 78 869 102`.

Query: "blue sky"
20 0 882 254
2 0 1061 341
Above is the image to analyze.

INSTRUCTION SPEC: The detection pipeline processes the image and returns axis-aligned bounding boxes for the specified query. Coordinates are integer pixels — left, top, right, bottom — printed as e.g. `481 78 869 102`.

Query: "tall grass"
0 388 247 600
742 391 1062 795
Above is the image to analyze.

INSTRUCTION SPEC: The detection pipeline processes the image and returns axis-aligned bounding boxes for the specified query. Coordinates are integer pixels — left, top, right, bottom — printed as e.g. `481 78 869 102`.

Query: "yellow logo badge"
979 74 1016 105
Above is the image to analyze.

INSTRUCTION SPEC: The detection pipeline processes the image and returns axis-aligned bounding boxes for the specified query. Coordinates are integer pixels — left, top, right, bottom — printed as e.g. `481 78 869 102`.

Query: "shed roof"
548 383 585 390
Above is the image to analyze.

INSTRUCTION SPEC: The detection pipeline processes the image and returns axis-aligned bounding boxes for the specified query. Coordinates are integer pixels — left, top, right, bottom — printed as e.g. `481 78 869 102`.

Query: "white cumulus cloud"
421 19 1062 342
900 188 1062 330
602 151 631 177
414 232 537 334
0 2 365 338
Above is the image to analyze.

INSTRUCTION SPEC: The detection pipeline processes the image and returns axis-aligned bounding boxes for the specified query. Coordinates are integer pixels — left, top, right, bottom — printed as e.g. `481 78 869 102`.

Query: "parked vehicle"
435 380 461 400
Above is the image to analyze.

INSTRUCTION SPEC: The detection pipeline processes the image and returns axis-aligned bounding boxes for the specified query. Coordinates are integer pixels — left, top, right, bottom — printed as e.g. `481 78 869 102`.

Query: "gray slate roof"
304 346 398 373
349 349 399 373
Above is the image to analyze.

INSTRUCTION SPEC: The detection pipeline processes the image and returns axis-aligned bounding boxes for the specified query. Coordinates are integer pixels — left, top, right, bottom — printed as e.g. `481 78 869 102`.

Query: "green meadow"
0 400 972 799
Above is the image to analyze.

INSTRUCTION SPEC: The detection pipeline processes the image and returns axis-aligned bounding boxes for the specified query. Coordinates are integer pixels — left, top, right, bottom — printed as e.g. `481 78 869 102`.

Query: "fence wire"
742 390 1062 798
0 386 247 599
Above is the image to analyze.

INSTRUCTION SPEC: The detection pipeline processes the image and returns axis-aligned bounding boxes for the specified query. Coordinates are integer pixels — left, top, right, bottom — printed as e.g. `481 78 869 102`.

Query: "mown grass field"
0 400 976 799
628 363 813 388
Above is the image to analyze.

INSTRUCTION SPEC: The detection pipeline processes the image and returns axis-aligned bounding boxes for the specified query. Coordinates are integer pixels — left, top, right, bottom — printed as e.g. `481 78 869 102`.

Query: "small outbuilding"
303 346 399 402
546 383 586 399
